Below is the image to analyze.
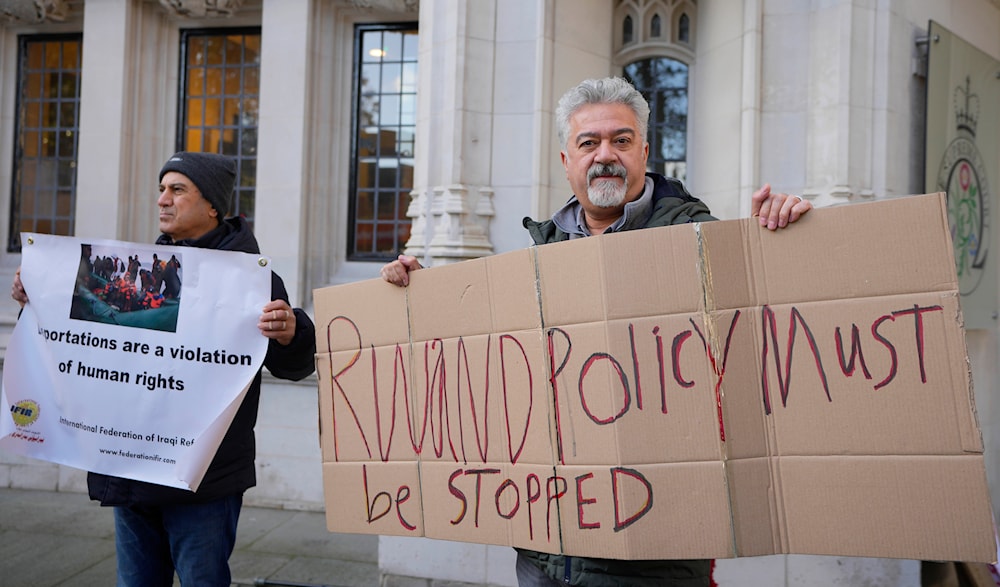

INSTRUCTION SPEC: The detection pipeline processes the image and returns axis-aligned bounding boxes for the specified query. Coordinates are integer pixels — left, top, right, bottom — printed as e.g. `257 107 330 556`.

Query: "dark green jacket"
522 173 716 244
517 173 715 586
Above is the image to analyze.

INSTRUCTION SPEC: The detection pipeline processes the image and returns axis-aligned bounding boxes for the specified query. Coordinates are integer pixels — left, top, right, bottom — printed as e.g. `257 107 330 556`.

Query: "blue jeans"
113 494 242 587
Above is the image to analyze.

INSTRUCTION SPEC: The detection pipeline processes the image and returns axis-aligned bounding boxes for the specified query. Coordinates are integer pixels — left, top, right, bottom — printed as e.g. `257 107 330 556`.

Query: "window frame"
8 32 84 253
347 21 419 262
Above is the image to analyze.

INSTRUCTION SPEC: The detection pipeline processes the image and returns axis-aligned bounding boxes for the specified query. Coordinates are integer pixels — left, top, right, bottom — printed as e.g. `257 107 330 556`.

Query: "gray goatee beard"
587 163 628 208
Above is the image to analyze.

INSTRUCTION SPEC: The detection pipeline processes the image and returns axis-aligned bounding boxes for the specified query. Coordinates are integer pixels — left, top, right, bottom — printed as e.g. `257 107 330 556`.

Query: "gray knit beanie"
159 151 237 216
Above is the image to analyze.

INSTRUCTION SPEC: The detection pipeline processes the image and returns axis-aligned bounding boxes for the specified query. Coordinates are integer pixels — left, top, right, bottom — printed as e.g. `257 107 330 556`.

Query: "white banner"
0 233 271 491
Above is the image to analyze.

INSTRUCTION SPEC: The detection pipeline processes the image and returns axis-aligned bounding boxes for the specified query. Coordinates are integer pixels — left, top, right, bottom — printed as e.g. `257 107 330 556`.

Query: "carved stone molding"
406 184 495 265
0 0 69 23
340 0 418 13
158 0 245 18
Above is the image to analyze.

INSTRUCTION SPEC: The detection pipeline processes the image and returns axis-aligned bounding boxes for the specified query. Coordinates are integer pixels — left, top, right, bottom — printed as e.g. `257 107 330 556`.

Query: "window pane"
188 36 206 66
25 72 42 97
356 192 374 220
240 158 256 188
350 23 418 259
57 129 75 157
382 31 403 60
41 131 58 156
59 101 76 127
206 36 224 65
187 98 204 126
401 63 418 94
243 66 259 94
362 32 383 63
402 31 418 60
186 128 203 151
44 42 60 68
180 29 261 223
7 35 82 252
189 68 205 96
240 127 257 157
206 68 222 96
225 68 240 94
358 161 376 187
379 95 400 126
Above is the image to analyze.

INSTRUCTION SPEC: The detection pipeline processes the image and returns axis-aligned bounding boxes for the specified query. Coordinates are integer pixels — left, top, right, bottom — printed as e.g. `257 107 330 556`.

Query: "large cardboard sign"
314 193 997 562
1 234 271 490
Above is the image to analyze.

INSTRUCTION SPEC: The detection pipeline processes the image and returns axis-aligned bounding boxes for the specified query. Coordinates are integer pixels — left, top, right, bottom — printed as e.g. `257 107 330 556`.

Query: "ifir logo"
939 76 990 296
10 399 40 427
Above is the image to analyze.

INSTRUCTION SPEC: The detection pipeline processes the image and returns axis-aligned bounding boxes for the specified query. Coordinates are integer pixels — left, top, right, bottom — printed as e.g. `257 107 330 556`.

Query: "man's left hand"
752 183 812 230
259 300 296 346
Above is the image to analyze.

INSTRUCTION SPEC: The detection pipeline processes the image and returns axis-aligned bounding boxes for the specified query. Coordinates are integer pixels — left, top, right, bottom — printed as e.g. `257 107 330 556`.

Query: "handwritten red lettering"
525 473 541 540
500 334 533 465
760 306 832 414
326 316 370 461
872 314 898 390
835 324 873 379
576 472 600 529
579 352 630 425
611 467 653 532
690 311 742 441
495 478 520 520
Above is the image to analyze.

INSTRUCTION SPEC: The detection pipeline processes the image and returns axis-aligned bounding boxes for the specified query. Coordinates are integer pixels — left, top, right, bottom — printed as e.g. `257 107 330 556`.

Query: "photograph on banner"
70 243 183 332
0 232 272 491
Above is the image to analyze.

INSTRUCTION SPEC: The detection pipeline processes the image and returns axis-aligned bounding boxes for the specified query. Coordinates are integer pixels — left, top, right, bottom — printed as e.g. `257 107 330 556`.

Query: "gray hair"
555 77 650 149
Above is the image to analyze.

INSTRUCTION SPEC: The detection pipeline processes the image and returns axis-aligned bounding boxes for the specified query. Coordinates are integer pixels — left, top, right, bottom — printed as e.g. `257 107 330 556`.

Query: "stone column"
801 1 877 202
404 0 495 266
74 0 137 239
253 0 311 306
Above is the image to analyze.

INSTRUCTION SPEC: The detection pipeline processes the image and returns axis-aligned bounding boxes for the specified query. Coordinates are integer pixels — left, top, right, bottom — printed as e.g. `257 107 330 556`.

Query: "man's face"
157 171 218 241
561 102 649 219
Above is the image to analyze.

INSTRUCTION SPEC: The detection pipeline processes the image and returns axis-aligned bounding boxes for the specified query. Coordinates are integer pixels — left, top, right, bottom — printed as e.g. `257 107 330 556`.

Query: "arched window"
624 57 688 180
615 0 695 182
678 13 690 43
623 15 634 45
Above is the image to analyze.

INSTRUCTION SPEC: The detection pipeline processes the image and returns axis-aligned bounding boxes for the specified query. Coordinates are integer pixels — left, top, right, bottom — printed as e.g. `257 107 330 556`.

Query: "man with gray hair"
382 77 811 585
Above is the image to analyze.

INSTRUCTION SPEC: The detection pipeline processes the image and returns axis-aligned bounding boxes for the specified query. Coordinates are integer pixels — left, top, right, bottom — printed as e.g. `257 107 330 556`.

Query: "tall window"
625 58 688 180
615 1 695 182
178 28 260 223
8 34 82 252
349 23 418 260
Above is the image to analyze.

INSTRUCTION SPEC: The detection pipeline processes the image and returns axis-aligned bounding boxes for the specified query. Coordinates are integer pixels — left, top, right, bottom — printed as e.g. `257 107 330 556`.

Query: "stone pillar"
253 0 311 306
404 0 495 266
74 0 137 240
801 1 877 202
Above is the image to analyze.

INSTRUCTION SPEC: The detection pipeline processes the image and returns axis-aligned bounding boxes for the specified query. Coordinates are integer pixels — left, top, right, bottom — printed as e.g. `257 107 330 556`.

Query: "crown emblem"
954 76 979 137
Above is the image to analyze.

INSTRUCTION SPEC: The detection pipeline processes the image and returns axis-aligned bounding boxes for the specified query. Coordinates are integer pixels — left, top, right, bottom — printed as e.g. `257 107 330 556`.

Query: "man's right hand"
380 255 423 287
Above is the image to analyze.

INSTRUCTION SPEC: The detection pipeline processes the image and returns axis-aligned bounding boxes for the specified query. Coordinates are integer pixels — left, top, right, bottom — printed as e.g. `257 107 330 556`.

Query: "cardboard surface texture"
313 193 997 562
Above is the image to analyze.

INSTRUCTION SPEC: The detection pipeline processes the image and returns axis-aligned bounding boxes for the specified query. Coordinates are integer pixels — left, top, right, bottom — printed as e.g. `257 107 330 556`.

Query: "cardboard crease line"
693 222 740 556
530 244 567 553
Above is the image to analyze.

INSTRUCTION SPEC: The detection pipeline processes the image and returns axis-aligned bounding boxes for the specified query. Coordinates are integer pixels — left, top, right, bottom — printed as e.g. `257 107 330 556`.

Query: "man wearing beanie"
81 151 316 586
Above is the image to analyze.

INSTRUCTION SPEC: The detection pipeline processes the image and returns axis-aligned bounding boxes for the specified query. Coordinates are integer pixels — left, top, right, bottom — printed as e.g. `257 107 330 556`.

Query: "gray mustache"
588 163 627 182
